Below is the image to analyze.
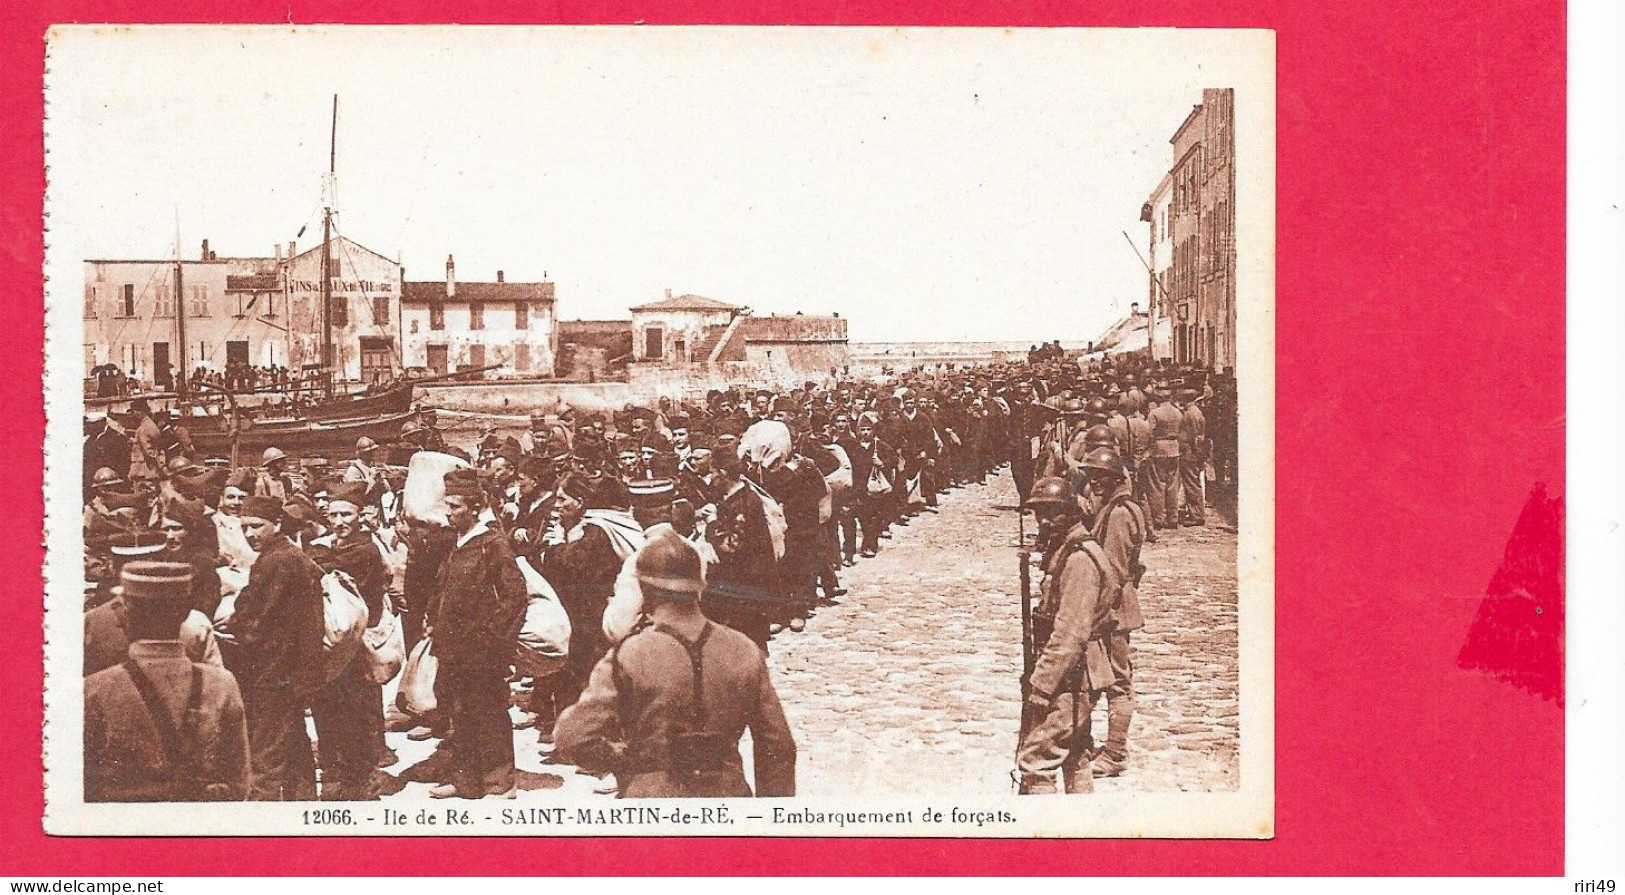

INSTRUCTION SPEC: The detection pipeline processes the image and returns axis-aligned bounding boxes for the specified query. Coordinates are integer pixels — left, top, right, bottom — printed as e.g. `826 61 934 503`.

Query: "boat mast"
175 251 188 399
320 94 337 395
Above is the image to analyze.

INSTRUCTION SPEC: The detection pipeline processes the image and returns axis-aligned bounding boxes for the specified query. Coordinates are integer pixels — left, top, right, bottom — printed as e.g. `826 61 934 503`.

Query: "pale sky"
46 26 1272 343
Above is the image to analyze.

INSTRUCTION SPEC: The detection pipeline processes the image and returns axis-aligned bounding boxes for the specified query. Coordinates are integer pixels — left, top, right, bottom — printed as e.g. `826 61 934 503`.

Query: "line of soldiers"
80 352 1233 802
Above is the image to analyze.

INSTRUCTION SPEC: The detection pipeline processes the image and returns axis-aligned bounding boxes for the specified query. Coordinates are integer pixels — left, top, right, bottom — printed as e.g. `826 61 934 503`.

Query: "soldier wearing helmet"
555 530 797 798
1016 475 1116 794
1078 446 1147 777
1083 396 1110 428
342 436 385 498
254 447 293 501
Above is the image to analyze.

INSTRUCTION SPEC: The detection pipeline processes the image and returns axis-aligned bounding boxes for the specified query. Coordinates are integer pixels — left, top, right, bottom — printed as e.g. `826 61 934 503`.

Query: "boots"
1061 760 1095 794
1016 771 1060 795
1100 695 1134 777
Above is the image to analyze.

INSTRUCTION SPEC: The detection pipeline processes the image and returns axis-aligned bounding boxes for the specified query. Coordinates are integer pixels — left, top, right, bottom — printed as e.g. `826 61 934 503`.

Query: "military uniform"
1178 400 1207 525
1017 522 1114 794
84 641 250 801
83 561 250 803
1089 481 1148 771
1146 399 1184 528
555 531 796 798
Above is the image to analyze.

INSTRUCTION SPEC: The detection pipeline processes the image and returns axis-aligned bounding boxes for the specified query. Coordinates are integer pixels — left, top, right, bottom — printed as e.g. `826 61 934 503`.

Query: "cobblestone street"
772 469 1240 797
375 467 1238 801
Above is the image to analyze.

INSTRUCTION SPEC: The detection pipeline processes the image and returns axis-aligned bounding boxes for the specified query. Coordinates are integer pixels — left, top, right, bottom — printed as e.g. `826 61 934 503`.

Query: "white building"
629 291 745 364
400 256 558 377
1142 172 1175 361
83 240 287 388
282 236 404 383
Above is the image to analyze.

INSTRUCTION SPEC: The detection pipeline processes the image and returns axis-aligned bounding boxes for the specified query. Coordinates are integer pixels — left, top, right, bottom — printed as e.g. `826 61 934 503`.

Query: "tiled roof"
629 293 740 312
402 281 556 303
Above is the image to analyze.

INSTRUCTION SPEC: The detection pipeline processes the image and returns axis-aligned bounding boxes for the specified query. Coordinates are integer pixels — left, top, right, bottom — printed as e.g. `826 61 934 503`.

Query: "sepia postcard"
42 25 1275 837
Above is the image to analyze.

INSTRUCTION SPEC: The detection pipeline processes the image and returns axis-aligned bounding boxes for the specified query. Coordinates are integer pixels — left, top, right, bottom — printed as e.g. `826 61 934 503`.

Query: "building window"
515 301 529 329
674 338 686 361
430 302 445 331
515 342 531 372
468 344 486 370
644 326 664 360
120 284 135 318
372 296 389 326
83 285 97 319
330 295 348 326
470 301 484 331
189 285 210 317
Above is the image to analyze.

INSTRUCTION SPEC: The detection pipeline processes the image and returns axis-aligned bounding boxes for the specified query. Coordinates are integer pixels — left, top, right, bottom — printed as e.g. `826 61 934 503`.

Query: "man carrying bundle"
428 470 528 799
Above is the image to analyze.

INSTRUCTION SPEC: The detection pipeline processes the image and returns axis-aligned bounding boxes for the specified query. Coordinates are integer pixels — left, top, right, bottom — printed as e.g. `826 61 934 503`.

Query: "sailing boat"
184 95 422 461
86 96 422 463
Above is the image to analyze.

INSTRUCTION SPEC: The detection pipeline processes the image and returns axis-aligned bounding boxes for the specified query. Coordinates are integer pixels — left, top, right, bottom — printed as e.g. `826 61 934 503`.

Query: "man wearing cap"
1177 389 1208 526
126 399 164 482
842 411 897 559
84 560 249 802
555 530 796 798
85 532 223 676
305 480 391 799
540 473 644 711
227 495 324 800
428 470 528 799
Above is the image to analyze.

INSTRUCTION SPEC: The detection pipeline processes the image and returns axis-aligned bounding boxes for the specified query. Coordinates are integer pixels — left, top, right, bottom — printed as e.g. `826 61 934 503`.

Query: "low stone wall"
419 380 638 415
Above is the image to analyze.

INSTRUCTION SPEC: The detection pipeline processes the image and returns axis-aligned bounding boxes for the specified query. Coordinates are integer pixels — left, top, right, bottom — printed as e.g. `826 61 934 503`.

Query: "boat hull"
189 409 418 463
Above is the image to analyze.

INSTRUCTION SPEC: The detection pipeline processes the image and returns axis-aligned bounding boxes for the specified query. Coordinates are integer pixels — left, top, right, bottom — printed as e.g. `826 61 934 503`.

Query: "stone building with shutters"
400 255 558 377
624 288 850 395
1154 87 1236 371
83 240 289 390
83 234 408 389
283 236 404 383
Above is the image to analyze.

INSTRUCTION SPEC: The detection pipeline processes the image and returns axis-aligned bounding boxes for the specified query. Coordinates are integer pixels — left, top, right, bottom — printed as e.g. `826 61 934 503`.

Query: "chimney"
1131 301 1141 315
274 243 282 264
446 254 456 298
497 270 504 283
201 239 210 261
288 240 296 258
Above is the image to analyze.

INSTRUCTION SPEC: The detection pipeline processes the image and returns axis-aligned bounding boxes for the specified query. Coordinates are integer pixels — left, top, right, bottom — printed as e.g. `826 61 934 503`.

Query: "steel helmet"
91 467 125 488
1024 476 1076 510
1059 398 1087 416
1081 446 1126 477
1084 397 1109 418
165 455 201 476
355 436 380 453
1083 424 1117 450
261 447 288 466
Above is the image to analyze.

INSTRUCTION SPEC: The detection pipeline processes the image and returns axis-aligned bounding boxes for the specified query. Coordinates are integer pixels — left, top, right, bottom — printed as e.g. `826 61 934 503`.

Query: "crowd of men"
80 351 1235 802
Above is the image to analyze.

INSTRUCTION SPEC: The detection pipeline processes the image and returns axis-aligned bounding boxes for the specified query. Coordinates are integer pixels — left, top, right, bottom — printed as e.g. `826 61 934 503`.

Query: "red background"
0 0 1565 876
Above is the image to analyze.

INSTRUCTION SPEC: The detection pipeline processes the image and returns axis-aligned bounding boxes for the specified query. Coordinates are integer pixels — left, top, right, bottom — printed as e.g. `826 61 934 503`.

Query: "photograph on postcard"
42 25 1274 837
